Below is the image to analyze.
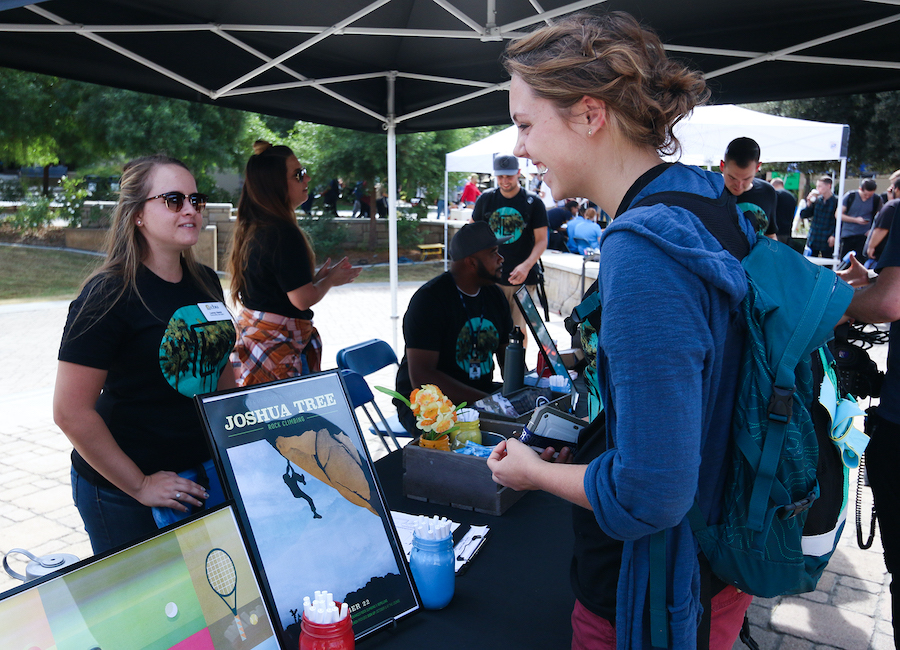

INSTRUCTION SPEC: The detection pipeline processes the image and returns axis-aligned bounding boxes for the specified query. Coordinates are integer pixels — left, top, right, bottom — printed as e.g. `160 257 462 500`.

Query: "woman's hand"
134 471 210 511
326 256 362 287
487 438 546 491
314 257 333 282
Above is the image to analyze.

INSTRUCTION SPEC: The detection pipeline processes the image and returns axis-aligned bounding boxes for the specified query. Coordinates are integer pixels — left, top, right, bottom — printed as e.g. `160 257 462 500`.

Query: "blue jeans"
71 467 158 555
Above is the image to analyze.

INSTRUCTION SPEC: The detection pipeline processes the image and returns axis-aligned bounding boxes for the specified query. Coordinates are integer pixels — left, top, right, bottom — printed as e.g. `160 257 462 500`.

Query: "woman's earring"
136 220 142 226
588 129 593 137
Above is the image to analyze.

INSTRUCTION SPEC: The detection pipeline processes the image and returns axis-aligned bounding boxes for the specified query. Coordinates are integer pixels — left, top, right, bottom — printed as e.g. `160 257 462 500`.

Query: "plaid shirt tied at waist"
231 308 322 386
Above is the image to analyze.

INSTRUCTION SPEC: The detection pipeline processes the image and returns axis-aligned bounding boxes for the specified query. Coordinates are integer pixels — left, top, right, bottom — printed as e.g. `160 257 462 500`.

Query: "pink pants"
571 585 753 650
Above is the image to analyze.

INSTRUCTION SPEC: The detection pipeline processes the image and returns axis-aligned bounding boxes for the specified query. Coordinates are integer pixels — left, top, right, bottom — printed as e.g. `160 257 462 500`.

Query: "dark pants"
864 409 900 646
841 234 869 263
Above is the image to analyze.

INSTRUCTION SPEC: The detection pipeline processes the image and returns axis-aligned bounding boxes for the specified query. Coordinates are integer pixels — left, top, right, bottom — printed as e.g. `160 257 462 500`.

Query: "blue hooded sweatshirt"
584 163 754 649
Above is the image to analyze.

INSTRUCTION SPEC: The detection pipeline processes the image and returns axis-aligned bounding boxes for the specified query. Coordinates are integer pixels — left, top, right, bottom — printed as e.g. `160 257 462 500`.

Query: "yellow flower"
374 384 465 442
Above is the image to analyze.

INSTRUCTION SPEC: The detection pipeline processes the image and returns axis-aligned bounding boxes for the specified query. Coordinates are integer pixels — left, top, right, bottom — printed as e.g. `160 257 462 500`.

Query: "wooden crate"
402 430 526 516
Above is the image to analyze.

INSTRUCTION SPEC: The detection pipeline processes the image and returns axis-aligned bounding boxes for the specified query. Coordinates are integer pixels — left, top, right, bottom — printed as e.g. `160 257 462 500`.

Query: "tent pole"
834 156 847 267
387 73 399 353
443 168 449 271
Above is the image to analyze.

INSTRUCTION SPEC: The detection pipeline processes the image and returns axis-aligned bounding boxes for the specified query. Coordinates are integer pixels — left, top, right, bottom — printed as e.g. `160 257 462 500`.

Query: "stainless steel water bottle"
503 326 525 396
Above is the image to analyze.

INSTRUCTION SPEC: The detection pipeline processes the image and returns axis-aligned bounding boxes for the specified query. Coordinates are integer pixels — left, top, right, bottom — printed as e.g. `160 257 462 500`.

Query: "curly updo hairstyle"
502 11 709 157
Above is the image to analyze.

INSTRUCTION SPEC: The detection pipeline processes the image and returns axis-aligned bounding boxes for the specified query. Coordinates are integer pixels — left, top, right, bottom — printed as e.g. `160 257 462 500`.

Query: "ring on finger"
175 492 181 499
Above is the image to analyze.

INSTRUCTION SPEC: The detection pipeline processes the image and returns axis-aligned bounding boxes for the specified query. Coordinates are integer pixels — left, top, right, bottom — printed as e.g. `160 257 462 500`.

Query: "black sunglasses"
293 168 309 182
143 191 208 212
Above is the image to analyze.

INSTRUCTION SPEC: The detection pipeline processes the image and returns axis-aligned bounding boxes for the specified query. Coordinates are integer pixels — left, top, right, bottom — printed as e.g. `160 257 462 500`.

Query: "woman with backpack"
487 12 756 649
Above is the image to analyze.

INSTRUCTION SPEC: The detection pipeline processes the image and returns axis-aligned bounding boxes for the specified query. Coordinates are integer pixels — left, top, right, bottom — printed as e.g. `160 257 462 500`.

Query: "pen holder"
299 604 355 650
452 408 482 449
409 531 455 610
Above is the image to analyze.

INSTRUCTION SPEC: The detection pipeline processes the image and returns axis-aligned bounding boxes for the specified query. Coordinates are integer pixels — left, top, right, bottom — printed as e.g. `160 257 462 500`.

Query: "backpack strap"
569 188 746 331
633 190 750 261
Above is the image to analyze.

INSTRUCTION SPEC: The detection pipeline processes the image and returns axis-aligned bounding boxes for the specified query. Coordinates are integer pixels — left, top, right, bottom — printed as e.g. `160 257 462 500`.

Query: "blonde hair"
68 155 222 334
503 12 709 156
229 140 316 304
585 207 598 221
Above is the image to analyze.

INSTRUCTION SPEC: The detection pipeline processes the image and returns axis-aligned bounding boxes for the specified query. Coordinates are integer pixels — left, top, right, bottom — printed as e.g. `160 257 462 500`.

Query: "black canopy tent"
3 0 900 346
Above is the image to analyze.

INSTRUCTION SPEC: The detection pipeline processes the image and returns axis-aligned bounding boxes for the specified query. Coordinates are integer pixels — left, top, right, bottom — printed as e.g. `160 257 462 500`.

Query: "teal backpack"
574 190 868 647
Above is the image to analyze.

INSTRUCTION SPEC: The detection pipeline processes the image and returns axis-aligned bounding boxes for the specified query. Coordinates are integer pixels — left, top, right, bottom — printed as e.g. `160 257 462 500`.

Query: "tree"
283 122 503 248
750 92 900 174
0 69 61 167
0 67 250 194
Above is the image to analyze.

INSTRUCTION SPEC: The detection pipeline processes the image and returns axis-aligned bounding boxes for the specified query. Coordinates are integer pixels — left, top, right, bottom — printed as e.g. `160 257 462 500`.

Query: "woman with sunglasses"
486 13 755 649
229 141 360 386
54 154 237 554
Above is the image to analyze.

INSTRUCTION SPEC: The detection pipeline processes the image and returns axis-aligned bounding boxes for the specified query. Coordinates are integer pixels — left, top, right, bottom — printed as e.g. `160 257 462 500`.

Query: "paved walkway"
0 282 894 649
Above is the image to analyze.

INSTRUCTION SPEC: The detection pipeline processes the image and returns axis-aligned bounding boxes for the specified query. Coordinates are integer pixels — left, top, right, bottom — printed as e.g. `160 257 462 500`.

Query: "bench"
417 243 445 261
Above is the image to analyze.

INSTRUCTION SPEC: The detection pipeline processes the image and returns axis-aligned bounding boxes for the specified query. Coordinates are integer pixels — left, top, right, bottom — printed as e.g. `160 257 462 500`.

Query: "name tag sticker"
198 302 231 322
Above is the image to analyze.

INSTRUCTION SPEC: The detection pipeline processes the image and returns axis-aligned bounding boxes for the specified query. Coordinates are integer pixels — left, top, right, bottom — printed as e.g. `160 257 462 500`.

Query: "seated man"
394 222 514 434
567 207 604 254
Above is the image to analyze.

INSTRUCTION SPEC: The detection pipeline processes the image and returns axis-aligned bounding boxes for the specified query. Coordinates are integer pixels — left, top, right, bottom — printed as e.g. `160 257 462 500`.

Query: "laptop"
514 285 575 395
472 286 577 420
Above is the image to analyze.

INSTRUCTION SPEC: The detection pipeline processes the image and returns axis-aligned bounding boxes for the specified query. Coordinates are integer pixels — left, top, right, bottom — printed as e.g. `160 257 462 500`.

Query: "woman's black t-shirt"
59 264 235 486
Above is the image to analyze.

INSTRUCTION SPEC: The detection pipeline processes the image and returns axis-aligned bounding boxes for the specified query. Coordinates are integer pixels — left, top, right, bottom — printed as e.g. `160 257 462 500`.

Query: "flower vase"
418 435 451 451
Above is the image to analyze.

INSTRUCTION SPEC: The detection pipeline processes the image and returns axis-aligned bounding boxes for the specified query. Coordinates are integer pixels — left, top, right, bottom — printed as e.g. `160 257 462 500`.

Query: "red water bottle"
299 603 354 650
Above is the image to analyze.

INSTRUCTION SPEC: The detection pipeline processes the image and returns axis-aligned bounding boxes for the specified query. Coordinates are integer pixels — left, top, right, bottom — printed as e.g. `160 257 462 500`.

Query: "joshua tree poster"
196 371 419 646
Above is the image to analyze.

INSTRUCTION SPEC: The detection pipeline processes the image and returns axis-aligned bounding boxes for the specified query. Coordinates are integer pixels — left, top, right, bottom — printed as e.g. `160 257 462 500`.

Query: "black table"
359 450 576 649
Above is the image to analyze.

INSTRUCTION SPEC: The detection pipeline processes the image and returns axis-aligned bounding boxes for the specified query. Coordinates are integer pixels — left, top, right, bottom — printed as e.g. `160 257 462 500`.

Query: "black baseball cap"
493 154 520 176
449 222 511 261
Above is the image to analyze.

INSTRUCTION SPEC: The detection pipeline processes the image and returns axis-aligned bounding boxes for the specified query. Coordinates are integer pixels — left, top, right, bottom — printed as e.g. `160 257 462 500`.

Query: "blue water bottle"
410 531 455 609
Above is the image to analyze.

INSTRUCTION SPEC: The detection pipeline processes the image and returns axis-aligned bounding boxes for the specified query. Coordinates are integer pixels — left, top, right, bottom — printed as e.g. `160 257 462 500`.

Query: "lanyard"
457 288 485 351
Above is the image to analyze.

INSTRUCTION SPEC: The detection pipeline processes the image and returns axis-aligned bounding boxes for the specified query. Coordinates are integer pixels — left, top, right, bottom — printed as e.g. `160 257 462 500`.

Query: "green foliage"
0 69 62 166
9 195 54 232
297 212 348 261
58 176 89 227
0 67 249 179
749 93 900 173
0 178 25 201
283 122 506 207
396 210 425 249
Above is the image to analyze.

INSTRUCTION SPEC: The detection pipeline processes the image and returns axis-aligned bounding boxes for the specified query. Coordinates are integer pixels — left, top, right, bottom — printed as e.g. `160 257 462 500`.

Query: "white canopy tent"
444 105 850 264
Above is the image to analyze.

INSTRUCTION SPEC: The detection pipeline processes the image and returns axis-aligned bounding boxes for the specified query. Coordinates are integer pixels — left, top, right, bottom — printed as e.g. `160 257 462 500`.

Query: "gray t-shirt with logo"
842 191 878 237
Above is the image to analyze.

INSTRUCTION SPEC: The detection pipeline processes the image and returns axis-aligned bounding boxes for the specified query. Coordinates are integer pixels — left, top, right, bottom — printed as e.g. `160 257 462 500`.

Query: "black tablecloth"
359 450 576 649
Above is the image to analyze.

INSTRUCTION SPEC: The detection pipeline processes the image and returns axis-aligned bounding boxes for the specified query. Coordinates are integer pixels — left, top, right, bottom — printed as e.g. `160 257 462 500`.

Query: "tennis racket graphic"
206 548 247 640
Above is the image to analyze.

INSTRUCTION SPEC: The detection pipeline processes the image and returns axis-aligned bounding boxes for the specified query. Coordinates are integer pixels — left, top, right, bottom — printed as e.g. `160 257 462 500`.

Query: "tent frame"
6 0 900 345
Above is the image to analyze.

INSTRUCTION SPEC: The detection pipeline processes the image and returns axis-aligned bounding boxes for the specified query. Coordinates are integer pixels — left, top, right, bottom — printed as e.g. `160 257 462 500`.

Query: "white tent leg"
387 74 400 354
833 156 847 267
443 168 449 272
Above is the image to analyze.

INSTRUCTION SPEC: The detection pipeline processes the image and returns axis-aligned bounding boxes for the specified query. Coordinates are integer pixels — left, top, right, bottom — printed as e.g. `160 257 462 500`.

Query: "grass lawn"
0 245 445 303
0 246 103 303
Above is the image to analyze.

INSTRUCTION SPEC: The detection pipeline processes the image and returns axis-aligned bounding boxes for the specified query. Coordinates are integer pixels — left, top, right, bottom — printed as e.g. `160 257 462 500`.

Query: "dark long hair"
228 140 316 304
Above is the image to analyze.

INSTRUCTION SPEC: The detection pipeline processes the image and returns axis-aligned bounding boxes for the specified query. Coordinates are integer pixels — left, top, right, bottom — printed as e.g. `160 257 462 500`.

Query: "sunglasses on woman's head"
143 191 208 212
293 168 308 182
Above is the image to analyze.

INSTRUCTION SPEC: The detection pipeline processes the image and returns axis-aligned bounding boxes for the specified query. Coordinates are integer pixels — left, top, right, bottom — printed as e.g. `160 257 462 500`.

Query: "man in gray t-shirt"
840 178 883 262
